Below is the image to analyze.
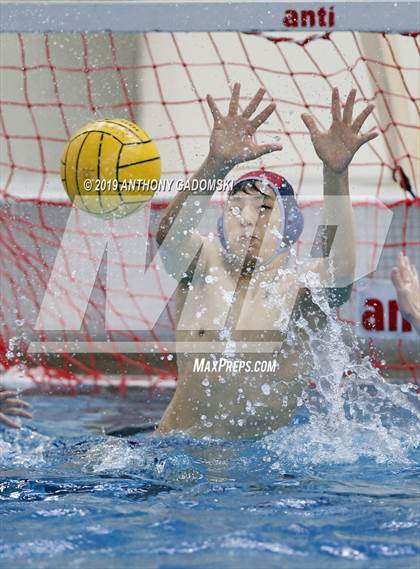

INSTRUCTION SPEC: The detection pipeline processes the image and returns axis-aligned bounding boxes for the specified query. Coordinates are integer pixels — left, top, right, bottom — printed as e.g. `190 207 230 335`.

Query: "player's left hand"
0 386 32 429
301 87 378 174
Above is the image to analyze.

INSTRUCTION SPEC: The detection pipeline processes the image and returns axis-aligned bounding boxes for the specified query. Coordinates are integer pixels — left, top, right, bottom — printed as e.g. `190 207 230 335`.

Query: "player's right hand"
206 82 282 167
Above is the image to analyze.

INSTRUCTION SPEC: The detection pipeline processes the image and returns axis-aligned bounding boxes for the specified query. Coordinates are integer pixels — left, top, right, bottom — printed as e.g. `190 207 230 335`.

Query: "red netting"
0 31 419 390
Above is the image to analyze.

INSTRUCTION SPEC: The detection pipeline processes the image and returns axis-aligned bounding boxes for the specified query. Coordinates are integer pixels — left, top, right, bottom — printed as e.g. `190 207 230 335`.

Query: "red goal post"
0 1 419 389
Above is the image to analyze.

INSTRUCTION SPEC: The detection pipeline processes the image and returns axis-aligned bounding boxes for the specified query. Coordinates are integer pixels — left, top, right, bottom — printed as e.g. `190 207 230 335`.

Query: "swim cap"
217 169 304 253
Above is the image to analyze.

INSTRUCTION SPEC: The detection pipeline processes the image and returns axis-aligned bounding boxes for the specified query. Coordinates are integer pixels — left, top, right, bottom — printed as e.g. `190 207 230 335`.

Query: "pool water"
0 388 419 569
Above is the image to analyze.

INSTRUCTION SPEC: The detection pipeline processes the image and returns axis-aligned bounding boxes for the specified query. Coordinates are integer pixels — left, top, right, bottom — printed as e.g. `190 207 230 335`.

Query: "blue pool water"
1 388 419 569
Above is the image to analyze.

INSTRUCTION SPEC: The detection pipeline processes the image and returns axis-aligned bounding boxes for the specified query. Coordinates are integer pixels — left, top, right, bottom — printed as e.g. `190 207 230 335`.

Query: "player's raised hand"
206 82 282 166
301 87 378 174
0 386 32 429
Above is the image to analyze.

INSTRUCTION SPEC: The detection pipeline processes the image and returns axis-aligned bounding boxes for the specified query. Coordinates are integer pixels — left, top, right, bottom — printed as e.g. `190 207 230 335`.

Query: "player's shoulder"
296 259 327 285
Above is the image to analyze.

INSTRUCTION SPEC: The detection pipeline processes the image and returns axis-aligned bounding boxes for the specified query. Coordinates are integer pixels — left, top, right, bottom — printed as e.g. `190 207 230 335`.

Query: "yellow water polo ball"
60 118 161 218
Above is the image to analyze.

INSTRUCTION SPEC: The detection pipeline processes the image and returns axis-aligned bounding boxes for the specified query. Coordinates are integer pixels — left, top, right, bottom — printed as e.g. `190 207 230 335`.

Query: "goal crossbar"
1 1 419 33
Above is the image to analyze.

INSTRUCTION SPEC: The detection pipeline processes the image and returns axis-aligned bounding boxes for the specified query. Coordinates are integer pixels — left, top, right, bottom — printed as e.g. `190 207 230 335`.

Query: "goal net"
0 4 419 389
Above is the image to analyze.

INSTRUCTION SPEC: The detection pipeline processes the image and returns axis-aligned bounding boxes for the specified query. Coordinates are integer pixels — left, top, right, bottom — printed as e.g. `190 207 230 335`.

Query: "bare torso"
158 238 322 439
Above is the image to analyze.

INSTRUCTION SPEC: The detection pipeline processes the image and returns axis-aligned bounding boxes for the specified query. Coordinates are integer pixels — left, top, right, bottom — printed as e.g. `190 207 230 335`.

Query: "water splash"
0 428 49 469
263 281 420 468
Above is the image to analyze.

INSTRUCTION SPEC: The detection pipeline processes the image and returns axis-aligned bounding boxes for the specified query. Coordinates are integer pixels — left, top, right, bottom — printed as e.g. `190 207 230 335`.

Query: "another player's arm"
156 83 282 279
0 387 32 429
391 252 420 333
300 87 378 309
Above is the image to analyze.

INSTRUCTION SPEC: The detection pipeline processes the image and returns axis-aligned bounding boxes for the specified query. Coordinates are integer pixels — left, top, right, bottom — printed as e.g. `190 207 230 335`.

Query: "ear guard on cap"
279 194 304 249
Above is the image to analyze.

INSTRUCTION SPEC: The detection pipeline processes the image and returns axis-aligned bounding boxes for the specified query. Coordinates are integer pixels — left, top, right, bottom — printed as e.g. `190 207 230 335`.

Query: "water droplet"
261 383 271 396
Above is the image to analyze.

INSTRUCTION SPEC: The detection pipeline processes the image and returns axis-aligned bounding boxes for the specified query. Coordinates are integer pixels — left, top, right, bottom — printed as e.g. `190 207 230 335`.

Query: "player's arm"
156 83 282 280
300 87 378 306
156 156 231 280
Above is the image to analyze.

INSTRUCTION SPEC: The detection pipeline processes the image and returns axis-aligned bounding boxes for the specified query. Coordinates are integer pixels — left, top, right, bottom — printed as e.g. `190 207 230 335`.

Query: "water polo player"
156 82 378 439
